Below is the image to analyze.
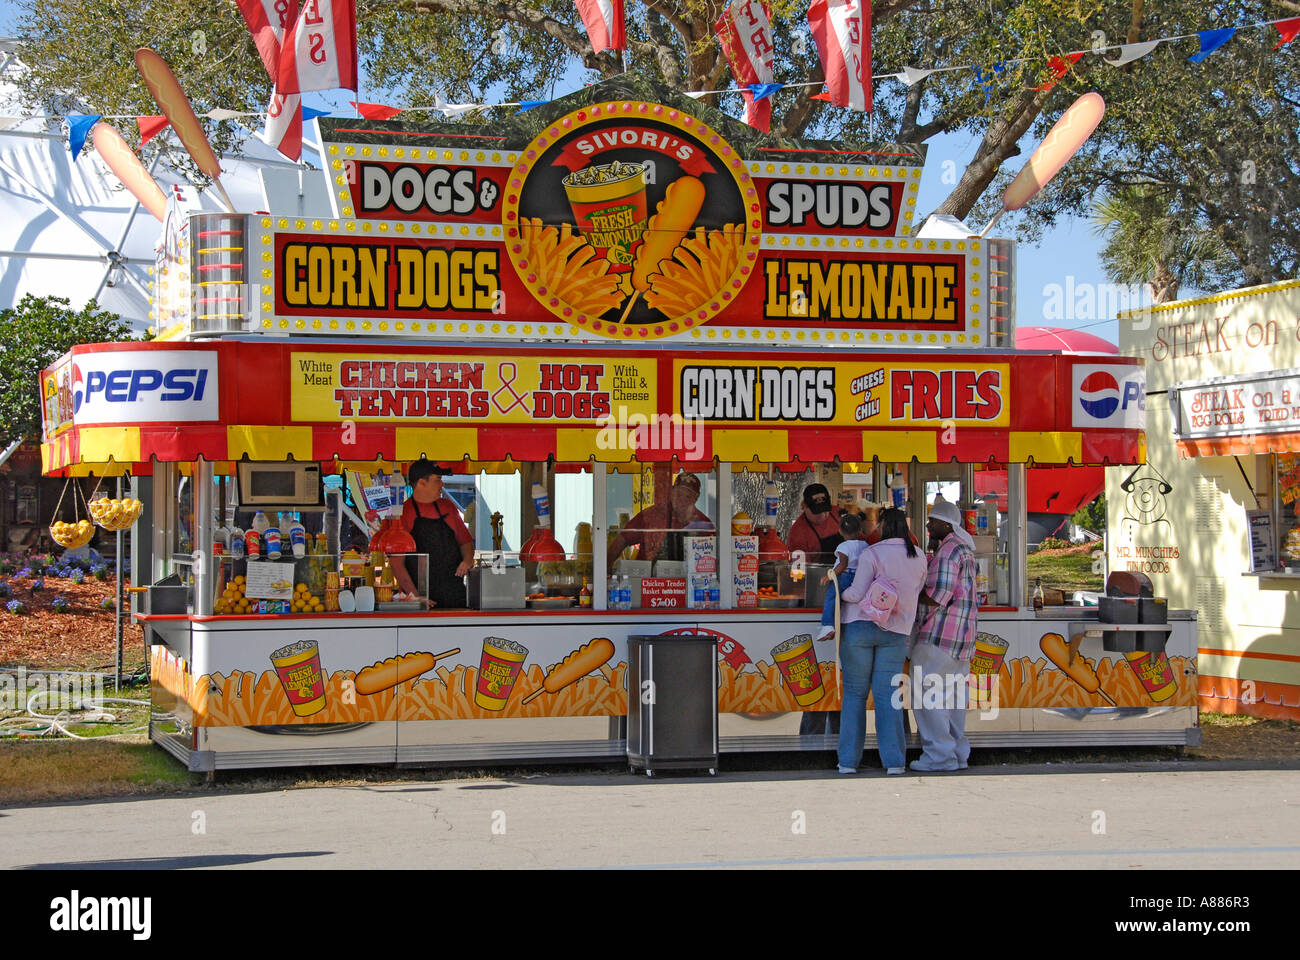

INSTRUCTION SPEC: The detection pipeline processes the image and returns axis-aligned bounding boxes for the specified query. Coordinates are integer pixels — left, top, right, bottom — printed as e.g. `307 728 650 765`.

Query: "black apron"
407 500 467 609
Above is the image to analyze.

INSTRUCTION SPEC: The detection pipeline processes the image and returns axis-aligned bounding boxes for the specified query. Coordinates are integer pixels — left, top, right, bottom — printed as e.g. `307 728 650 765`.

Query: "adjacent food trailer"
38 79 1197 771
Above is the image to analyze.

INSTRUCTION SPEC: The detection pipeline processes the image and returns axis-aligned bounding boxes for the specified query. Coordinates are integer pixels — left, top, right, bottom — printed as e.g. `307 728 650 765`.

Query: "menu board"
245 561 296 600
1246 509 1277 573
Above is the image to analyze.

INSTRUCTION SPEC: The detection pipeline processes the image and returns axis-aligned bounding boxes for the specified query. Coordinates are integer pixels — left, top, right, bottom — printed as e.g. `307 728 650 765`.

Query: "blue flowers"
29 577 44 592
5 599 26 615
51 595 72 613
100 597 115 611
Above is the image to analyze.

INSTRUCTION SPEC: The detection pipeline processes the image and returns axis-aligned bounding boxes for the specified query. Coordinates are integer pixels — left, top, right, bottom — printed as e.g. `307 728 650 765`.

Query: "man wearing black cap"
606 471 713 572
393 460 474 608
786 483 843 564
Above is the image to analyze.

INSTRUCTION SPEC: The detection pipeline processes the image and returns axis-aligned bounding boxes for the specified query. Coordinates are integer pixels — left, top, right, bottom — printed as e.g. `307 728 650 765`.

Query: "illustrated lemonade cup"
968 632 1010 706
1124 649 1178 703
269 640 327 717
562 162 650 286
771 634 824 706
475 637 529 711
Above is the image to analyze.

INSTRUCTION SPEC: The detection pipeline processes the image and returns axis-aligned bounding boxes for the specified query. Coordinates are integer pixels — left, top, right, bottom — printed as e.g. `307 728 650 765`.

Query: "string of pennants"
10 10 1299 166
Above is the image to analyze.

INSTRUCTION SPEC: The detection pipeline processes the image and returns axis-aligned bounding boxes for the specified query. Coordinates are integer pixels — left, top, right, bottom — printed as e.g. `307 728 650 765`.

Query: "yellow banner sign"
290 352 658 424
672 359 1011 427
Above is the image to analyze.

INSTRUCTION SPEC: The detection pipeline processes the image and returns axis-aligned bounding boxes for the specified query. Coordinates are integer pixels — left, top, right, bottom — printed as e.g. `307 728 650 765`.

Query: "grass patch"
1026 546 1102 595
0 739 200 807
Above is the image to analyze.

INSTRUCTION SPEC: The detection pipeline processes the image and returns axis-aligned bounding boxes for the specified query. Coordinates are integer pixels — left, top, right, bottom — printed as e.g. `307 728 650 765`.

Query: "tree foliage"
10 0 1299 287
0 295 134 447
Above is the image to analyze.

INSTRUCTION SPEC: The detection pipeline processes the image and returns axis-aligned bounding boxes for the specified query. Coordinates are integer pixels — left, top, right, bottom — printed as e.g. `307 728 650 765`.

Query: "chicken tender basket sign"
245 80 995 346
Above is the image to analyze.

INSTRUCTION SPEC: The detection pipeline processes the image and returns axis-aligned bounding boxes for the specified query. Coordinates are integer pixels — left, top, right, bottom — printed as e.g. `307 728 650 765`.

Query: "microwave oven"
236 462 324 507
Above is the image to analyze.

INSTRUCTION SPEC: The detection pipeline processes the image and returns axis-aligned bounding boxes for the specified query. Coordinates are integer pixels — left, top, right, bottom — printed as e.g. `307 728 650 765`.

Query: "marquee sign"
164 80 1004 346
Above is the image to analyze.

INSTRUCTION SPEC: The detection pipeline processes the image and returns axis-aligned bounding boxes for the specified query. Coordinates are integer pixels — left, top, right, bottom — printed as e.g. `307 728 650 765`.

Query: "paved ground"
3 763 1299 869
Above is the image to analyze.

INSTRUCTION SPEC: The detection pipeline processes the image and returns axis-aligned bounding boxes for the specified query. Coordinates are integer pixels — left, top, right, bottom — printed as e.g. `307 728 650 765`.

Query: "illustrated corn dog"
1039 632 1117 705
91 123 168 222
522 638 616 704
134 47 236 213
620 175 706 321
355 648 460 695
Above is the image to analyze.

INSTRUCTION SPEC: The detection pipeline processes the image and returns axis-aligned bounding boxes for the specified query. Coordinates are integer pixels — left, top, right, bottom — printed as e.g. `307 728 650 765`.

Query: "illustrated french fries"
644 223 745 316
516 217 623 315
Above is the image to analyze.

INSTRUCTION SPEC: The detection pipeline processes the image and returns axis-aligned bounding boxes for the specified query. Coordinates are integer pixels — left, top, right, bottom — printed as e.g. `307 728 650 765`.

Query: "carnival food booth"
39 80 1198 771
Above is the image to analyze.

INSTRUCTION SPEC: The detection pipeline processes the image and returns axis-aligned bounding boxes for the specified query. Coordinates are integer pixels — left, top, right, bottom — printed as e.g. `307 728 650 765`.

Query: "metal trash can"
626 634 718 776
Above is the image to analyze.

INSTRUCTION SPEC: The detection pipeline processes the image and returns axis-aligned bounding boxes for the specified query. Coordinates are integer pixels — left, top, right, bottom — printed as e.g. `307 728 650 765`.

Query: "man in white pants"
910 500 979 772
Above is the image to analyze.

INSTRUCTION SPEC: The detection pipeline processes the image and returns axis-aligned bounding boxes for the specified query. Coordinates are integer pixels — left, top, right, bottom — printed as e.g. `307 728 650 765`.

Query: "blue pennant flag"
518 100 548 112
748 83 784 102
1188 28 1235 63
301 106 330 122
66 114 101 161
974 63 1006 101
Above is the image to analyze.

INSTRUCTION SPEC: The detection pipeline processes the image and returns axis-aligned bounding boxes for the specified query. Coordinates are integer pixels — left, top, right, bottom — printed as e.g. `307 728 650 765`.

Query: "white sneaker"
910 758 959 772
886 767 906 776
837 765 858 774
815 625 835 642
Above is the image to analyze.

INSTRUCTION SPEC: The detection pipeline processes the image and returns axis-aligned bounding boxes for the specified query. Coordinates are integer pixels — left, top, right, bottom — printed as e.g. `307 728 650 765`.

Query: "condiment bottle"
1032 578 1045 612
579 579 593 608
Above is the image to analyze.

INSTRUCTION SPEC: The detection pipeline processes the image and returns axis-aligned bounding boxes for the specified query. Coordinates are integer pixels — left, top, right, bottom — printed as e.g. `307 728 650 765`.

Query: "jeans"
836 619 908 770
820 570 856 628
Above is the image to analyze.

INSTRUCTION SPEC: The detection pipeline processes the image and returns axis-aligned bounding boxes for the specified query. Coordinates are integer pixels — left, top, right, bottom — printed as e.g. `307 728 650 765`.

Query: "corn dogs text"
522 638 615 704
631 175 706 293
1039 632 1116 704
355 648 460 695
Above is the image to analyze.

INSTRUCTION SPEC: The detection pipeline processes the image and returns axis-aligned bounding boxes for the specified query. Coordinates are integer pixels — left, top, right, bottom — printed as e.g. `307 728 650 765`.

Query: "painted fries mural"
149 617 1194 728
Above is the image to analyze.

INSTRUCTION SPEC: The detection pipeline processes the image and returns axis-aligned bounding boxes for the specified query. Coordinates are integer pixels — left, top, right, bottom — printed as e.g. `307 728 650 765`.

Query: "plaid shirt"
915 535 979 660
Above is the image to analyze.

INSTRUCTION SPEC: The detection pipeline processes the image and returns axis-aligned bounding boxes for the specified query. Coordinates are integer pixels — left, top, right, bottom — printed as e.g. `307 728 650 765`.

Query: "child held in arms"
816 512 867 642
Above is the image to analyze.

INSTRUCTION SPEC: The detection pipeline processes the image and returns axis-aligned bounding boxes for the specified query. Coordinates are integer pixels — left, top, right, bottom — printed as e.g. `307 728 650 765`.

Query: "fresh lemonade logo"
49 891 151 940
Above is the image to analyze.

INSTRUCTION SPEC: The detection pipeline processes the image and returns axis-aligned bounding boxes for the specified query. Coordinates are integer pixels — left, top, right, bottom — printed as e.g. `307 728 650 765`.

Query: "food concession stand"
38 80 1198 771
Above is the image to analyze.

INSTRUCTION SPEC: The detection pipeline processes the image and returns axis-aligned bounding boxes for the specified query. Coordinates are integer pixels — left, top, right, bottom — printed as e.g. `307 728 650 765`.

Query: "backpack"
859 577 899 625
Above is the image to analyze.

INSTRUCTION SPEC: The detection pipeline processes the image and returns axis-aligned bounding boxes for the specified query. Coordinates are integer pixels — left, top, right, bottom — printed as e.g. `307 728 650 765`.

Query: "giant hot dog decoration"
134 47 236 213
979 92 1105 236
522 638 616 704
1039 633 1117 706
91 123 168 222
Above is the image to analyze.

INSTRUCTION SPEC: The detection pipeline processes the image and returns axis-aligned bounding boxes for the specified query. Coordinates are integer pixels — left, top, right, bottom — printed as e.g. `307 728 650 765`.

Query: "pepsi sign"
67 350 219 426
1072 363 1145 429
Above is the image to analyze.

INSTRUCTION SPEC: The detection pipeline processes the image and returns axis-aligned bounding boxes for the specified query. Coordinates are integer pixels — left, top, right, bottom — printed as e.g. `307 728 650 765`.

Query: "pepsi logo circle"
71 365 84 414
1079 371 1120 419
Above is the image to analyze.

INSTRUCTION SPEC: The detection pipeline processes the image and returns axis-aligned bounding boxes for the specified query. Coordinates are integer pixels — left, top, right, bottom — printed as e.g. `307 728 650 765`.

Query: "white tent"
0 37 328 333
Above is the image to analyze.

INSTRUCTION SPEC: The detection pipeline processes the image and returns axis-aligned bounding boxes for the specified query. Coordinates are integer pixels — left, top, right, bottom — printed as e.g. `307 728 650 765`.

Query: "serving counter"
143 605 1199 771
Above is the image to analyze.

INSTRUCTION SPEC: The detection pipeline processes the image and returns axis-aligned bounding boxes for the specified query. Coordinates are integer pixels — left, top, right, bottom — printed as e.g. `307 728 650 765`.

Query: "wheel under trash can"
626 634 719 776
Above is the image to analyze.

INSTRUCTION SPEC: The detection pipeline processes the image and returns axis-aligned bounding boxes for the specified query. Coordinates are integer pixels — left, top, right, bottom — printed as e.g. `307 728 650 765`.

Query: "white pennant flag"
900 66 936 86
1105 40 1161 66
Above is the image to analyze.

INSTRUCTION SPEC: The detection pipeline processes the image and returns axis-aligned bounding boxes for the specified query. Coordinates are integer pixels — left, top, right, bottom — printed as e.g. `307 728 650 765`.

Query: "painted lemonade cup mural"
771 634 824 706
562 162 650 289
269 640 327 717
1124 649 1178 703
968 632 1010 706
475 637 529 710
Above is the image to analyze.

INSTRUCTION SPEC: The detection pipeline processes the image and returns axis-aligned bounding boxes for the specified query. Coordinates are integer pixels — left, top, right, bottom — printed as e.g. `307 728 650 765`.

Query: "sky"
0 5 1134 345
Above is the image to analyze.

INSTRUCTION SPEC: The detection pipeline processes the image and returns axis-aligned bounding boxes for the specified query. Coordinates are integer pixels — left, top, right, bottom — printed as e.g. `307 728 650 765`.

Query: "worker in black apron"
395 460 473 608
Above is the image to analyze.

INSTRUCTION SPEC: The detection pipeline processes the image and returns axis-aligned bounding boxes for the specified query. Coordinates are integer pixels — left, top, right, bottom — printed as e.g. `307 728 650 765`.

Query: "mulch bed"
0 574 144 672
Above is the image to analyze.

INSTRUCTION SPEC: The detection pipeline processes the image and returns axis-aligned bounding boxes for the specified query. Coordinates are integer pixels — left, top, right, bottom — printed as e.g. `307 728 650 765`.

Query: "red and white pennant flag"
236 0 305 160
575 0 625 54
808 0 872 112
276 0 359 95
715 0 776 132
